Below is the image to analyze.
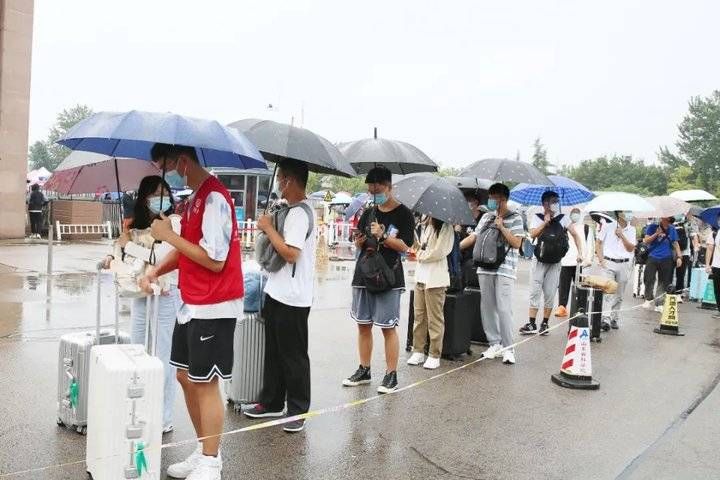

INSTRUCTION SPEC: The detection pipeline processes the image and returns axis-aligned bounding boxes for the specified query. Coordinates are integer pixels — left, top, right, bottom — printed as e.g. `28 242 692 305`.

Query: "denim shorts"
351 287 402 329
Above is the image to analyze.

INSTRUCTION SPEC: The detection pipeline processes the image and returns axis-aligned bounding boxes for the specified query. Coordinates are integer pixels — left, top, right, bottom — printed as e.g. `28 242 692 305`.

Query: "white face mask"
570 213 581 223
550 202 560 214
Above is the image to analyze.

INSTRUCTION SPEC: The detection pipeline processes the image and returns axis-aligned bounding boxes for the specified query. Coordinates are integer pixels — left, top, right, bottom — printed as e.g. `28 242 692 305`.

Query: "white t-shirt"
177 190 243 324
707 231 720 269
529 212 571 231
264 200 317 308
597 220 636 260
561 223 595 267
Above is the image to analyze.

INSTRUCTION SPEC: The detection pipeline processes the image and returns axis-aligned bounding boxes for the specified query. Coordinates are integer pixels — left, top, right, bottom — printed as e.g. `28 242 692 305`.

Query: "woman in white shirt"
407 216 455 370
102 175 181 433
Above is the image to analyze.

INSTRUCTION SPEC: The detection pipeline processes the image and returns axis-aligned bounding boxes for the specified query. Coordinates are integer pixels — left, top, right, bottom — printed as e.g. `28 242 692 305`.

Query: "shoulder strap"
289 202 315 239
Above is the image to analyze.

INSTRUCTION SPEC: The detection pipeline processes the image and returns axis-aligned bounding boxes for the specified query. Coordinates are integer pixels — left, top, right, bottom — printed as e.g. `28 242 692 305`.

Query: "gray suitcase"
226 311 265 411
56 269 130 434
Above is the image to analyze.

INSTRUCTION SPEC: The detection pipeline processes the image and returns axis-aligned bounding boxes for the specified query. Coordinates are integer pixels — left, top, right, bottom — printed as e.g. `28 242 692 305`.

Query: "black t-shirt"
352 203 415 289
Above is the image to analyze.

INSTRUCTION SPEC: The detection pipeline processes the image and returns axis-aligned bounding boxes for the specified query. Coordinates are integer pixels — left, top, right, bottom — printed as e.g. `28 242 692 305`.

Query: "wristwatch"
379 232 388 243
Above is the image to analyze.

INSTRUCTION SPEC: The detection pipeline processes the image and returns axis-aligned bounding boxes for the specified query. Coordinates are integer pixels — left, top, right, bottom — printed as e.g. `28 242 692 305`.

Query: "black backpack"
473 213 516 270
676 226 689 251
357 208 397 293
534 214 569 264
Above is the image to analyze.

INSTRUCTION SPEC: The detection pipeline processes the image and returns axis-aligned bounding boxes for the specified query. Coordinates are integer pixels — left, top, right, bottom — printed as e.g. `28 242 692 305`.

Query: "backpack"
255 202 314 275
534 214 569 264
473 213 516 270
635 226 670 264
357 208 397 293
676 226 689 251
446 231 463 292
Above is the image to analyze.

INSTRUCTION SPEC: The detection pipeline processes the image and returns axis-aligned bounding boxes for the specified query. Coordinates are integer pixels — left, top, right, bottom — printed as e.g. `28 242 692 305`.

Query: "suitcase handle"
144 284 161 356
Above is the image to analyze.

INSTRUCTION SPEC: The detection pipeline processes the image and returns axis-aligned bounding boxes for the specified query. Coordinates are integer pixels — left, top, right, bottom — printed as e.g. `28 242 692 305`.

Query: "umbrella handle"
263 162 279 215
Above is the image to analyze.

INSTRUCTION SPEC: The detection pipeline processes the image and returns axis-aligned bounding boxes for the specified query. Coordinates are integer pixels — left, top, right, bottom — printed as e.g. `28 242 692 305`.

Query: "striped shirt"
474 212 525 279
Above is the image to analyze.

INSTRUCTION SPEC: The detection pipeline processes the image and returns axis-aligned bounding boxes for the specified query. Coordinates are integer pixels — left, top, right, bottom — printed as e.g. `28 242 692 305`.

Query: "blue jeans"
131 286 180 428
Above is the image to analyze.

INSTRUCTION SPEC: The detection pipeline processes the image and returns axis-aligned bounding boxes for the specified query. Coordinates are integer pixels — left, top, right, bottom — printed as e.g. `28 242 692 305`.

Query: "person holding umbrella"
343 166 415 394
642 217 683 312
142 143 244 480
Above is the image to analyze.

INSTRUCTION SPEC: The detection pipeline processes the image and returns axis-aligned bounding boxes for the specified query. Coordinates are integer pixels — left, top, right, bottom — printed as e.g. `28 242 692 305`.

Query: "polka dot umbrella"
392 175 475 225
459 158 552 186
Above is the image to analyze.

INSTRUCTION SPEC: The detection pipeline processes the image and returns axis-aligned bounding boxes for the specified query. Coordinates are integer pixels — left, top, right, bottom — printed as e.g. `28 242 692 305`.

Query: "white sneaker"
407 352 427 366
502 350 516 365
167 443 203 478
163 424 175 434
481 344 503 359
423 356 440 370
654 306 664 313
186 454 222 480
642 300 654 310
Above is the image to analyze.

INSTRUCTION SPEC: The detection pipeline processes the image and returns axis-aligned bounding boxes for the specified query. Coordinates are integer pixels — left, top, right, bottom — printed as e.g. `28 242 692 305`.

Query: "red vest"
178 176 244 305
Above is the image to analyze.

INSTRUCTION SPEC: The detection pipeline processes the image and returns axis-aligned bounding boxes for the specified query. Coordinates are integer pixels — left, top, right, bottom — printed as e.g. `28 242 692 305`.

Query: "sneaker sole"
503 360 516 365
243 411 285 419
377 386 398 394
342 379 371 387
283 425 305 433
519 331 538 335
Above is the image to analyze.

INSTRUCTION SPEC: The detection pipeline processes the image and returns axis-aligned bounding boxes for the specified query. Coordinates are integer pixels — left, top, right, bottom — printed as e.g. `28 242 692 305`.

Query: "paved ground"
0 239 719 479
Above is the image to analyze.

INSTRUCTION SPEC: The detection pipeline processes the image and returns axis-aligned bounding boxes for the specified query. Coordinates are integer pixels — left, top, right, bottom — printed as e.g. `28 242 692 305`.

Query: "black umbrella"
392 175 475 225
445 176 493 192
228 119 356 178
339 127 438 175
460 158 552 185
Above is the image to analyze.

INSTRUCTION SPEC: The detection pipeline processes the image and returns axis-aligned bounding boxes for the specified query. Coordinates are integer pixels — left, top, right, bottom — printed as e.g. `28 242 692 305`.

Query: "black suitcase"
464 287 488 344
441 291 473 359
570 285 604 342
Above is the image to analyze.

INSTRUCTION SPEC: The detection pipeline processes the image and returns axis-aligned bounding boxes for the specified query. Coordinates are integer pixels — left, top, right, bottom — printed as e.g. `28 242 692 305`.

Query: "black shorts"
170 318 236 383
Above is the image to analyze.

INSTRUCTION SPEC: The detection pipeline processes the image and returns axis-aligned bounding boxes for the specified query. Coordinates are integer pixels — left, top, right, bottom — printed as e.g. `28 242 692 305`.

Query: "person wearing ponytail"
100 175 181 434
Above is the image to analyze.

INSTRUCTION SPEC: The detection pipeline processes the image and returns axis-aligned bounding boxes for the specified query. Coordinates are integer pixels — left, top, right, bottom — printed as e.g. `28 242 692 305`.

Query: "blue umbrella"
510 175 594 206
699 205 720 226
58 110 266 169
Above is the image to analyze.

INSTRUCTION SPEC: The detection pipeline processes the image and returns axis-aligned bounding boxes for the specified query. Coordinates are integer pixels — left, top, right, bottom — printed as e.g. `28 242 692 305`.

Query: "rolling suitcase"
701 280 717 310
570 285 604 342
227 271 266 410
465 287 488 344
689 268 708 301
57 269 130 434
86 288 164 480
441 291 473 359
632 264 645 298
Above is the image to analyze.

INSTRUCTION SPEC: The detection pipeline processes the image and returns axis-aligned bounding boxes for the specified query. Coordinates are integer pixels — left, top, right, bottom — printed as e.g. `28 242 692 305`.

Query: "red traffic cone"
551 314 599 390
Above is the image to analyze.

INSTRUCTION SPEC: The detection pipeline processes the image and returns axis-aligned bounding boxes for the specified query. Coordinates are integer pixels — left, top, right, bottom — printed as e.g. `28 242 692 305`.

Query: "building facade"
0 0 34 239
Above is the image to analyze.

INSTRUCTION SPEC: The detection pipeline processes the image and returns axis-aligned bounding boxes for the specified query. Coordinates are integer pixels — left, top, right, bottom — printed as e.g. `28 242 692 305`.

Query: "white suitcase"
86 291 164 480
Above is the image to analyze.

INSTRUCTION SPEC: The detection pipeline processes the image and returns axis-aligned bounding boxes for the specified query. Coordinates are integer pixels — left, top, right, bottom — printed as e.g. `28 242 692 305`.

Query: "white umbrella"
636 196 692 218
329 194 353 205
585 192 655 214
669 189 717 202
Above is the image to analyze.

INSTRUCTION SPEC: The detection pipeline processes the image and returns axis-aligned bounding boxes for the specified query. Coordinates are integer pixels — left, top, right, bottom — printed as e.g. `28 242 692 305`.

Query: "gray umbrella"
228 119 356 178
393 175 475 225
338 127 438 175
445 176 493 192
460 158 552 185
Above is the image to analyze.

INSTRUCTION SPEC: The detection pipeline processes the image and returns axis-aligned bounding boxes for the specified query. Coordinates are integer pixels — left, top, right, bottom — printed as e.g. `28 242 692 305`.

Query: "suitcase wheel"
56 418 64 427
76 425 87 435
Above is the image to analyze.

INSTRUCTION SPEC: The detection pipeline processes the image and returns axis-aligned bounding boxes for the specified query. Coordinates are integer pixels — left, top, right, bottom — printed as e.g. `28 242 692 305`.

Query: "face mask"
570 213 581 223
374 193 388 206
676 214 685 223
148 196 171 214
165 170 186 188
487 199 498 211
550 202 560 214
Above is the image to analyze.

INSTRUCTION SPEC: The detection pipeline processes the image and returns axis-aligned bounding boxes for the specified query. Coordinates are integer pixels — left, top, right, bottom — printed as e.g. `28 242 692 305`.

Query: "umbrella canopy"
228 119 355 177
344 193 370 220
44 151 159 195
58 110 265 169
329 193 353 205
669 189 718 202
638 196 692 219
460 158 552 186
338 128 438 175
444 176 493 192
585 192 655 214
699 205 720 226
588 211 616 225
392 175 475 225
510 175 594 206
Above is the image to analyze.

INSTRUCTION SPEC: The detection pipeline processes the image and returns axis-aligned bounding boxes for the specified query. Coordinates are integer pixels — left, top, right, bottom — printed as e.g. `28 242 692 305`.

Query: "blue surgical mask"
148 196 172 214
165 170 186 188
374 193 388 206
487 199 498 211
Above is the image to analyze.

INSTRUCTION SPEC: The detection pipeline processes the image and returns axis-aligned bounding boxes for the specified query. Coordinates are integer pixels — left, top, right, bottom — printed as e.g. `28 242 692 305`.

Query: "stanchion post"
45 224 54 322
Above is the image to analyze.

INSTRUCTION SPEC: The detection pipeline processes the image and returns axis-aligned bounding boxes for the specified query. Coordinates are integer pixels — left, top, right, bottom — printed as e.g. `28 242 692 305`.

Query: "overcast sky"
28 0 720 170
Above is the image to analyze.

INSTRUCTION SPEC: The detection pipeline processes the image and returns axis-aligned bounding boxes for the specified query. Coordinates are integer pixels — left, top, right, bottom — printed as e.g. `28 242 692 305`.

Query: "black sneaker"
519 322 538 335
342 365 371 387
377 371 398 394
243 404 285 419
602 321 611 332
283 419 305 433
610 319 619 329
539 321 549 336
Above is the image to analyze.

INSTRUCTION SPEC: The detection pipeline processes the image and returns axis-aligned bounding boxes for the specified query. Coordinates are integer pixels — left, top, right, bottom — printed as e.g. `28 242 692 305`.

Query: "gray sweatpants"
601 261 632 322
529 260 562 310
478 274 515 350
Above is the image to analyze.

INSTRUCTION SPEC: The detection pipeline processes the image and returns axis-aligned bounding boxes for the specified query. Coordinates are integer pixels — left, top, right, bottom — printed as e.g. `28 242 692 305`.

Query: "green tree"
531 137 551 175
666 165 699 192
675 91 720 189
561 155 668 195
27 104 93 171
437 166 460 177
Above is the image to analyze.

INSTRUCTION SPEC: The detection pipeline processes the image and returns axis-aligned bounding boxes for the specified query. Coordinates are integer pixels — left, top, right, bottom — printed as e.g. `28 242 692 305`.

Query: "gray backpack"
255 202 314 275
472 213 515 270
